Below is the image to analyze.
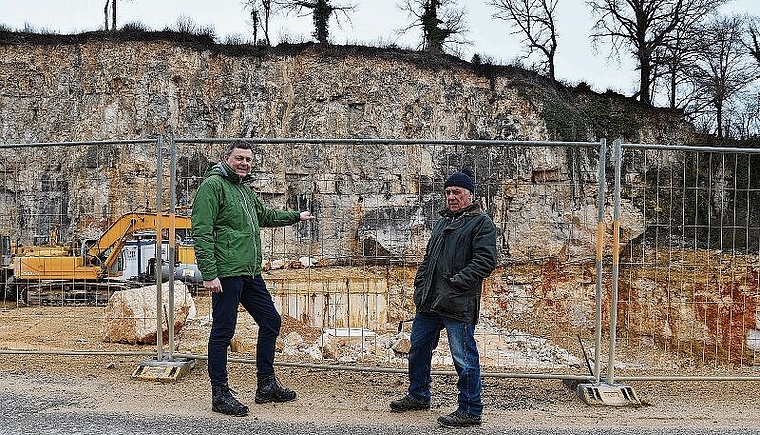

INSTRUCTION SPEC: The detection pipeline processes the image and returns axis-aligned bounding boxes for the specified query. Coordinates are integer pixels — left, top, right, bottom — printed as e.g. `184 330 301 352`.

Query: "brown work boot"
389 394 430 413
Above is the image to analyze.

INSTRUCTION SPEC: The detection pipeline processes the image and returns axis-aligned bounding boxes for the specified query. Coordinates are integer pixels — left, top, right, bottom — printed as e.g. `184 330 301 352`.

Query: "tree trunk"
112 0 117 32
104 0 109 31
423 0 441 52
639 54 652 105
668 68 677 109
313 0 331 44
264 7 271 46
251 9 259 44
548 46 556 81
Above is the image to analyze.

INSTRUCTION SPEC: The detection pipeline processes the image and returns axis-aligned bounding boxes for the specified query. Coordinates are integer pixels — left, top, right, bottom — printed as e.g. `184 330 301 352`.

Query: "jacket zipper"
237 185 255 239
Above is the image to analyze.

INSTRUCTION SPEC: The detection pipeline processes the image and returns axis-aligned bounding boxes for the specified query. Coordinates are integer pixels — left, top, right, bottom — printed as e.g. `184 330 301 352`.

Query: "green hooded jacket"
191 161 300 280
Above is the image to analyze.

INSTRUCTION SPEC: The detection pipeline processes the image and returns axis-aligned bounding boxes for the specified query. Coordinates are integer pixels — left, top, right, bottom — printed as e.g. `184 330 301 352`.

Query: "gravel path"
2 354 760 434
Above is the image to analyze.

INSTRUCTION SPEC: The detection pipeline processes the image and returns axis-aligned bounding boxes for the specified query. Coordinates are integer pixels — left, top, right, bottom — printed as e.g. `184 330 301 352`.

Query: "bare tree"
733 91 760 139
691 15 757 138
653 11 705 109
587 0 729 105
399 0 469 54
489 0 558 80
244 0 275 45
276 0 355 44
743 16 760 137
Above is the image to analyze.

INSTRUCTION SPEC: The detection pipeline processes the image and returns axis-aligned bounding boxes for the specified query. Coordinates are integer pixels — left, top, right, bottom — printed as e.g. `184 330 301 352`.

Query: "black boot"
254 373 296 404
211 384 249 416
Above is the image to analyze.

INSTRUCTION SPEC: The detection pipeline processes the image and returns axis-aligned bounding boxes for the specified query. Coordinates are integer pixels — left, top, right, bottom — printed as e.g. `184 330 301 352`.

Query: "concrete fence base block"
132 357 196 382
576 382 641 406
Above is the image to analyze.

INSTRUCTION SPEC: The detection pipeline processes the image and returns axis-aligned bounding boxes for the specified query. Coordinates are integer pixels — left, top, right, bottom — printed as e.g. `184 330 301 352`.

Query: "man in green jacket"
389 168 498 428
192 140 315 417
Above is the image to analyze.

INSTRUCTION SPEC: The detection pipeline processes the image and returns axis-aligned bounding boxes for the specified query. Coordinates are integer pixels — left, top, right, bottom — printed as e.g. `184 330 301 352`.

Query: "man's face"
445 186 473 213
225 147 253 178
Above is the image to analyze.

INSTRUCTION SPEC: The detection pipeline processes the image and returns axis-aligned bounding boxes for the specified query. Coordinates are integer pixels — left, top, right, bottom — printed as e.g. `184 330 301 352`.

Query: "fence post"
167 135 177 360
593 139 606 384
608 138 622 385
155 135 165 362
132 135 194 381
574 138 640 406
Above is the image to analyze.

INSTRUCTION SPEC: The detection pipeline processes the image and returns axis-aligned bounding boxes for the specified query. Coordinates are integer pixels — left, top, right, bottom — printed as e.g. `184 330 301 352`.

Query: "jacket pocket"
430 280 473 320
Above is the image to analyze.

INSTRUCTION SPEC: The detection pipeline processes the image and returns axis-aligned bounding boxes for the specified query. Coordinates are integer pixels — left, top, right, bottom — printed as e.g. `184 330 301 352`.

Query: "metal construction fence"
1 137 759 385
611 141 760 383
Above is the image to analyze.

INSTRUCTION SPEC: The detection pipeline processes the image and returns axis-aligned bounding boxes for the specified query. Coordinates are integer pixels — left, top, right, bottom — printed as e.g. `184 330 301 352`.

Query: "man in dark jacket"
192 140 315 417
389 168 497 428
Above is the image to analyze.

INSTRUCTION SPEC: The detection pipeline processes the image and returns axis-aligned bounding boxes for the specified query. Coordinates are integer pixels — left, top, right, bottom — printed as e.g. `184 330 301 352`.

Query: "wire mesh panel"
6 136 760 383
0 139 188 358
172 138 603 376
475 142 603 374
0 137 606 380
615 143 760 374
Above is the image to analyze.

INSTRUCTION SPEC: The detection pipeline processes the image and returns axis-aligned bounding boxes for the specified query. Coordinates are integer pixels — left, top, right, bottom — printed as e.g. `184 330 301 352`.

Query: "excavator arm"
87 212 192 273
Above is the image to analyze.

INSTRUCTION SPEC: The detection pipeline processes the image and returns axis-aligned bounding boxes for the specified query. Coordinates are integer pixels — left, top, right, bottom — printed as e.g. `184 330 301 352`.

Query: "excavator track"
17 280 131 306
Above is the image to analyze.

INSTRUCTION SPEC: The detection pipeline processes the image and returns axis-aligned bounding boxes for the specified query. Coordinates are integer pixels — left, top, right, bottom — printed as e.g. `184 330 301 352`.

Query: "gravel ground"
2 353 760 434
3 294 760 434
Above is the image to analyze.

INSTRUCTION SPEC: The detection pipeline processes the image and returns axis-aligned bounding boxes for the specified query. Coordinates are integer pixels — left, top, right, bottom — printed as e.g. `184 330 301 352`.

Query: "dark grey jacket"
413 203 498 324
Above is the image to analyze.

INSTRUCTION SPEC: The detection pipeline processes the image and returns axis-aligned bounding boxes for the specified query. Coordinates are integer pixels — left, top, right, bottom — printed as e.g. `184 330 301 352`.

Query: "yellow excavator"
5 212 195 305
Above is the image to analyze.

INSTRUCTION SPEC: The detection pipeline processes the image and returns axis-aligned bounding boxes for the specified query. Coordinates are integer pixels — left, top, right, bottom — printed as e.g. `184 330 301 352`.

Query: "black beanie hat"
444 168 475 193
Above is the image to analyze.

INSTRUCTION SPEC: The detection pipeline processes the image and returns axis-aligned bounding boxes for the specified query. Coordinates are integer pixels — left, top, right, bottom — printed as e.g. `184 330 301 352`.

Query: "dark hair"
223 140 252 158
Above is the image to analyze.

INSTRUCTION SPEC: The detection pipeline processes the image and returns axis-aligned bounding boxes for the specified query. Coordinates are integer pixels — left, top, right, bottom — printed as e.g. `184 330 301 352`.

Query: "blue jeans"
208 275 281 387
407 311 483 417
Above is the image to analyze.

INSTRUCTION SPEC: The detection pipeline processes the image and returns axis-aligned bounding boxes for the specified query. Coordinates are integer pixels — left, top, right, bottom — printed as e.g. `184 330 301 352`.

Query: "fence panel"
614 142 760 377
4 137 760 384
172 138 603 377
0 137 609 381
0 139 175 360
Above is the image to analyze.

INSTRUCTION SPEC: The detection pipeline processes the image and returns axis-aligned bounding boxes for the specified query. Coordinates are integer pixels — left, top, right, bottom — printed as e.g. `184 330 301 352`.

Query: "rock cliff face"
3 39 548 141
618 249 760 365
8 34 753 366
0 36 693 142
0 35 691 255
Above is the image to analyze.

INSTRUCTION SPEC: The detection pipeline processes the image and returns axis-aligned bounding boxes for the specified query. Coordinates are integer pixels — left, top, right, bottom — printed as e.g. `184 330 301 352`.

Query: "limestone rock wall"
0 41 548 141
0 39 689 261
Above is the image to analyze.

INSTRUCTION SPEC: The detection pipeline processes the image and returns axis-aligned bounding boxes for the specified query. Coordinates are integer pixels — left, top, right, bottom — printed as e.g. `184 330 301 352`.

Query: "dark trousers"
208 275 281 387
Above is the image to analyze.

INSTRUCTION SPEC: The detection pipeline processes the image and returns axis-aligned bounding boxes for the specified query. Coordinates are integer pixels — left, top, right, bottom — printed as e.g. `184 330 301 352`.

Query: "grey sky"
1 1 757 96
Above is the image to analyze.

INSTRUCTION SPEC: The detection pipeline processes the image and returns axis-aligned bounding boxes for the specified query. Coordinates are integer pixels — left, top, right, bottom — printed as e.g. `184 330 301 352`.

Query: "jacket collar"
207 161 252 184
438 203 481 218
